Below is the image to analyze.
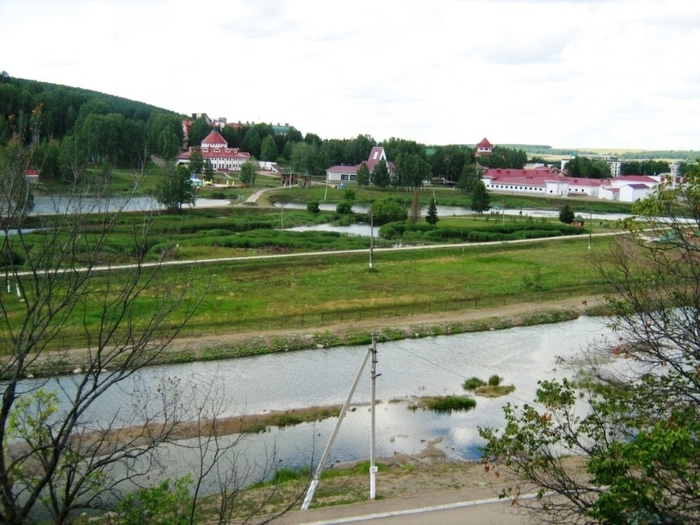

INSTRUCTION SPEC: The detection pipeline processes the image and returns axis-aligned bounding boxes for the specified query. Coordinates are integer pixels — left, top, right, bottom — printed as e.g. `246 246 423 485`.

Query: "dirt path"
170 293 601 354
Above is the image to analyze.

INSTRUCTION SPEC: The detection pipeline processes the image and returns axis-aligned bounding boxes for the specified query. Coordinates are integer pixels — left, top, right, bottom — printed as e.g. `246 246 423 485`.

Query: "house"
175 130 251 172
325 147 395 184
475 138 493 157
25 168 39 184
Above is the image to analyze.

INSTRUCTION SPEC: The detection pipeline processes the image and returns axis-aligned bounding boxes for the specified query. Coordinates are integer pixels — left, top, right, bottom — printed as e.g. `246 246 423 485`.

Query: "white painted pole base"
370 466 377 499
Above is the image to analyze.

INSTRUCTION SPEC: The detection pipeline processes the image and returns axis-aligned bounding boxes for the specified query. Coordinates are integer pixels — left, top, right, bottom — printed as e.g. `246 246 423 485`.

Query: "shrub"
488 374 502 386
427 396 477 413
336 201 353 214
307 200 320 214
463 377 487 390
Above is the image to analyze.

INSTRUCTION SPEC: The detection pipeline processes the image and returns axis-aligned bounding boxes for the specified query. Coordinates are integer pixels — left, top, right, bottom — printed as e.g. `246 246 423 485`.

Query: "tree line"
1 75 533 188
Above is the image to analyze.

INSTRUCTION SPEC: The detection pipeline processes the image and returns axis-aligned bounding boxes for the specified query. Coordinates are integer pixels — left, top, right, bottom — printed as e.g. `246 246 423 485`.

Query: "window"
341 174 349 181
350 174 356 180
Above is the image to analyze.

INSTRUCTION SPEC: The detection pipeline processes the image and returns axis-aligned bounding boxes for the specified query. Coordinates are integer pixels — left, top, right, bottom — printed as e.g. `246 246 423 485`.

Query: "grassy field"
3 233 613 354
6 182 627 355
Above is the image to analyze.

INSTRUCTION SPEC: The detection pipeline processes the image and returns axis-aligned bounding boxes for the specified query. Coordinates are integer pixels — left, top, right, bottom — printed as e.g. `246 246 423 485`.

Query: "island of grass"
408 395 477 413
463 375 515 398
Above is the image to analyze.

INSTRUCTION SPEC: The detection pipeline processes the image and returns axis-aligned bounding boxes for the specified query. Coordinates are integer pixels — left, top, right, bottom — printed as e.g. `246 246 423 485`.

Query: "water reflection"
29 316 613 468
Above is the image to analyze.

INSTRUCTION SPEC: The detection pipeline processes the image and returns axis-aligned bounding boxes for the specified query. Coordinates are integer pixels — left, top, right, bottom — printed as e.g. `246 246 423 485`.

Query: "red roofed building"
482 168 571 196
475 138 493 157
25 168 39 184
325 147 395 184
176 130 250 172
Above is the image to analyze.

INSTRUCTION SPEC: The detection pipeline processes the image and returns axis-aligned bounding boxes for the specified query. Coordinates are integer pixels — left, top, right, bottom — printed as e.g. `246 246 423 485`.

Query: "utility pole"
369 210 374 269
370 334 380 499
301 346 372 510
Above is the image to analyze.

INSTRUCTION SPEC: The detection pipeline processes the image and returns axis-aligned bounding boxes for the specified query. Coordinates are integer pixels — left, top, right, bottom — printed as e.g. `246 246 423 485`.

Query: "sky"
1 0 699 150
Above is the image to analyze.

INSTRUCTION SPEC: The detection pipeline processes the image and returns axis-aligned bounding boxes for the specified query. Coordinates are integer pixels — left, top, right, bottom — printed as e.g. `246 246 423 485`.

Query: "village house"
325 146 395 184
175 130 251 172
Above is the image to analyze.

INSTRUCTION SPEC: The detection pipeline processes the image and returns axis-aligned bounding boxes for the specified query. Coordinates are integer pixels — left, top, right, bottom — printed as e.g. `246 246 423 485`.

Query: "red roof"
476 138 493 148
201 131 227 146
612 175 657 183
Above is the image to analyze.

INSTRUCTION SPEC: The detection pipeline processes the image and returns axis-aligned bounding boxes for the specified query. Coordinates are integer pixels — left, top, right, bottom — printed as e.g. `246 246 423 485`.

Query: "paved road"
270 492 536 525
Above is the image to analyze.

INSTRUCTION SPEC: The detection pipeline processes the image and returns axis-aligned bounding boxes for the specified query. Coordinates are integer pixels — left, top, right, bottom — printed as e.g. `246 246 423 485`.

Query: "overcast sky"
1 0 698 150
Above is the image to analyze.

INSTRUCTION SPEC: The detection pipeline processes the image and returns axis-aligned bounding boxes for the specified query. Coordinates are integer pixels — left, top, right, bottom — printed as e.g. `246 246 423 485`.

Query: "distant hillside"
0 75 186 177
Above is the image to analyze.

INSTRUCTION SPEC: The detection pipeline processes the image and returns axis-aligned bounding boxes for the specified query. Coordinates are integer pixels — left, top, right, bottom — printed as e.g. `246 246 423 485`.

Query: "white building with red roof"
482 168 572 196
475 138 493 157
176 130 250 172
482 168 666 203
325 147 395 184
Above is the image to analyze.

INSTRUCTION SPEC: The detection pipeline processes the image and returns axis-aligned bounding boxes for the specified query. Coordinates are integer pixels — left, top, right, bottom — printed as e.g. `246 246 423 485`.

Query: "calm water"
26 316 615 469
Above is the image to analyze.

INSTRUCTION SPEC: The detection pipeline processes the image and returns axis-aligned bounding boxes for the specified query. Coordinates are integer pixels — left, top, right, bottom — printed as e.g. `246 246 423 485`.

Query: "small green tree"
344 188 356 202
203 158 214 182
370 198 407 224
559 204 575 224
426 197 439 225
156 163 196 213
239 159 258 187
336 201 353 214
260 135 278 162
458 164 481 194
307 200 320 214
371 159 390 189
470 181 491 214
116 475 195 525
356 162 370 187
188 147 204 175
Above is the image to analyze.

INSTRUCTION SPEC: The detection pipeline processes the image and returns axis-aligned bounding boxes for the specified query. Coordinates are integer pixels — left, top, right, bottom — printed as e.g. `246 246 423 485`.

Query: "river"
23 316 614 477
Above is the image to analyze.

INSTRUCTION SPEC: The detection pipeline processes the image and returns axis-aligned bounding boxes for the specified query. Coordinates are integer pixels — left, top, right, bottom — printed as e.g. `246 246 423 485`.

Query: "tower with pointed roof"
475 138 493 157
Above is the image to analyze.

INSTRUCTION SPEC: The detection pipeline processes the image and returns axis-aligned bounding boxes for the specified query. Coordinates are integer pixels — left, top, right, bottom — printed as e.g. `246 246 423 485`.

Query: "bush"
427 396 477 413
307 200 320 214
488 374 502 386
336 201 353 214
463 377 487 390
370 198 408 224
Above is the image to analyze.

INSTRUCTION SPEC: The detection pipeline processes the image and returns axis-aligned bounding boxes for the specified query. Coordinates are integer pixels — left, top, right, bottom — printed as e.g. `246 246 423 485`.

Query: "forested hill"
0 74 185 178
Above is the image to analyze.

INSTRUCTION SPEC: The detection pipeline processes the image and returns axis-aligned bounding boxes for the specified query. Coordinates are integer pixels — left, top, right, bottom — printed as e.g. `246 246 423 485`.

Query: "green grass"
2 233 612 352
410 396 477 413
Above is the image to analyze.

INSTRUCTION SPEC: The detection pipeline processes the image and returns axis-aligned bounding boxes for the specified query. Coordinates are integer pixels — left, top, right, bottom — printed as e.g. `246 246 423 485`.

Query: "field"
3 183 628 359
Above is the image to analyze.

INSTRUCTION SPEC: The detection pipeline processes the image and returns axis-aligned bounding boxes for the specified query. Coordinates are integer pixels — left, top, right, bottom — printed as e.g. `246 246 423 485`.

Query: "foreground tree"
371 159 391 189
425 197 438 226
156 163 196 213
480 173 700 524
470 181 490 213
0 127 307 523
559 204 575 224
458 164 481 195
356 162 370 187
239 159 258 187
